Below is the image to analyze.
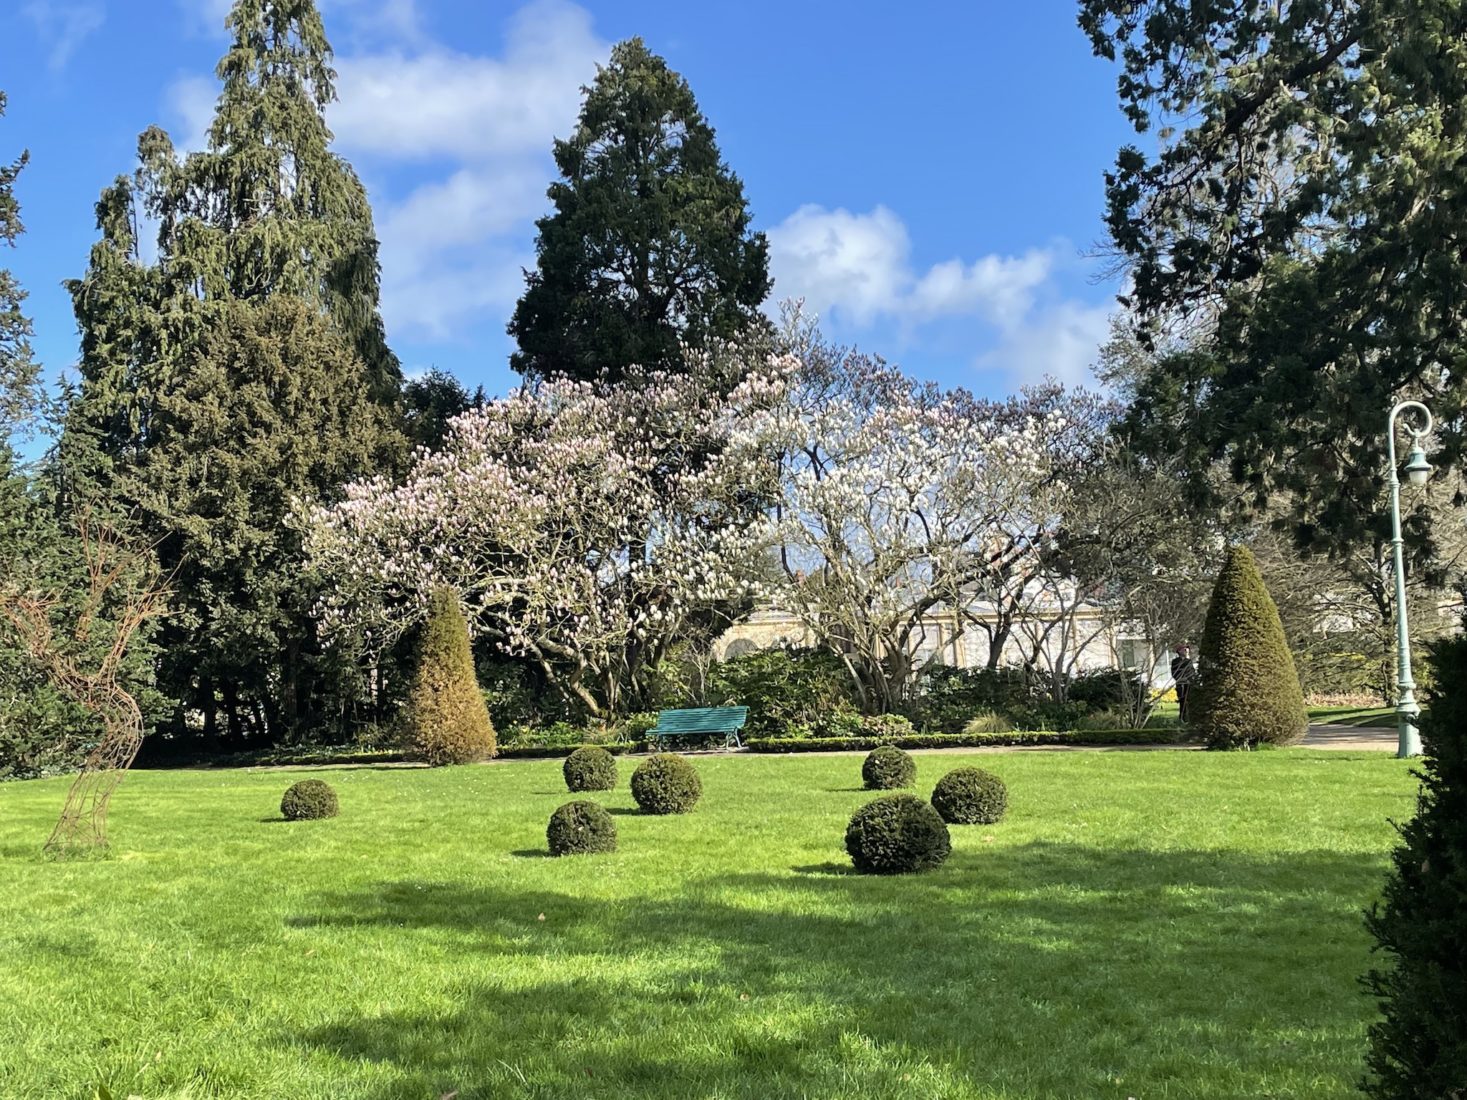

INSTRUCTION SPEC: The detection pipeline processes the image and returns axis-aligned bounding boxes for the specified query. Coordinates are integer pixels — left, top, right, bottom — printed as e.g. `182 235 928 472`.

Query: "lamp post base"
1397 709 1422 759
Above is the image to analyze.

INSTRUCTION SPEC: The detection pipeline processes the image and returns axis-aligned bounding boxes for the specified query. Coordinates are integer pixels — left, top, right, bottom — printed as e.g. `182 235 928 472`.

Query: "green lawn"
0 751 1417 1099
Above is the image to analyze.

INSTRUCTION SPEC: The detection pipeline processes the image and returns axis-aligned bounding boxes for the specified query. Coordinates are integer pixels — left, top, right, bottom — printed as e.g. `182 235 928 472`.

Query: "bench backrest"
653 706 749 733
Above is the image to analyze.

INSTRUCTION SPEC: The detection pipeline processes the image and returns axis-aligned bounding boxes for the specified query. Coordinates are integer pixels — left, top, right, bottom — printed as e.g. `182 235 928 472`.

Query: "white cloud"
767 204 1053 327
341 0 607 339
979 300 1114 389
165 0 607 342
23 1 104 71
167 75 217 153
329 0 601 161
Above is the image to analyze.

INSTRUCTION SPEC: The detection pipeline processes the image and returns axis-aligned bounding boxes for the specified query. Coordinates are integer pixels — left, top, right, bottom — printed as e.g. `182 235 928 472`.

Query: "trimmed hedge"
862 745 916 789
280 780 338 821
845 794 951 874
1192 544 1308 749
1364 636 1467 1097
563 745 618 791
630 753 702 814
546 800 617 856
747 728 1183 753
931 767 1008 824
407 587 497 765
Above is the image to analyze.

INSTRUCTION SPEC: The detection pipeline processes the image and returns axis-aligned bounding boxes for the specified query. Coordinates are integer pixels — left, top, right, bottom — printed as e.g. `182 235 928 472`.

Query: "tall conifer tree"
63 0 403 745
509 38 771 384
0 91 41 440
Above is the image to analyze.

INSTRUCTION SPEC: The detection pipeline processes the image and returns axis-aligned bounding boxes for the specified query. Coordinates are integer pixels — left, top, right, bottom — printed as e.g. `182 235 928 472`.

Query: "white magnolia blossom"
764 347 1106 712
302 334 1104 719
302 352 794 717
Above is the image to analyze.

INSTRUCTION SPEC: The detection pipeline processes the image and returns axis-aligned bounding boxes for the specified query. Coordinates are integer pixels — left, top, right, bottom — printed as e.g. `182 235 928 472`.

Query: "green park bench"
648 706 749 750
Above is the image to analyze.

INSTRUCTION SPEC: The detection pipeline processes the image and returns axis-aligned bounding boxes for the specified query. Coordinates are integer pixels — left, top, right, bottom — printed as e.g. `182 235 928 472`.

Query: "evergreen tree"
138 297 401 741
407 588 496 766
0 91 42 439
62 0 404 745
1191 545 1308 749
1081 0 1467 561
402 367 483 452
509 38 771 384
1364 634 1467 1098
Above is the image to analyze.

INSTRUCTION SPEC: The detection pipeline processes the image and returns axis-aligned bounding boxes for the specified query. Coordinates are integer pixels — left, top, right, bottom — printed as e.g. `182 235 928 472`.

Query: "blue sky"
1 0 1137 413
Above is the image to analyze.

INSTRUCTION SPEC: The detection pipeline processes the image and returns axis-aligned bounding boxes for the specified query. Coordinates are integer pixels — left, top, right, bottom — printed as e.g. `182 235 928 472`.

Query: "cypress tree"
62 0 404 745
1190 544 1308 748
1364 635 1467 1098
407 588 496 766
509 37 771 384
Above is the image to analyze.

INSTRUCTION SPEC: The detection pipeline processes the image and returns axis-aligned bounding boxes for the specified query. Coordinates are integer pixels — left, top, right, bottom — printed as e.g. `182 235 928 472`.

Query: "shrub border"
746 729 1185 753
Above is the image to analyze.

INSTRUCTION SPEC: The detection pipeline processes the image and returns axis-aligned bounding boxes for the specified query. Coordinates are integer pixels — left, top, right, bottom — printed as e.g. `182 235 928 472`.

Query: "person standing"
1171 643 1197 722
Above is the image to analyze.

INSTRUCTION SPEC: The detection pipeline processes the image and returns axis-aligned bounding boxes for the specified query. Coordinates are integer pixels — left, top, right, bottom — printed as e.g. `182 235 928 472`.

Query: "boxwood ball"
930 766 1008 825
845 793 951 874
547 800 617 856
280 779 338 821
563 745 618 792
862 745 916 789
630 753 702 814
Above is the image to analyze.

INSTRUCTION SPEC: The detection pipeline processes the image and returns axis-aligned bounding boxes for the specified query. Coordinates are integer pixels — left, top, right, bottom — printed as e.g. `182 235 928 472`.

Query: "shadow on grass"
284 842 1388 1099
509 849 551 859
790 861 853 876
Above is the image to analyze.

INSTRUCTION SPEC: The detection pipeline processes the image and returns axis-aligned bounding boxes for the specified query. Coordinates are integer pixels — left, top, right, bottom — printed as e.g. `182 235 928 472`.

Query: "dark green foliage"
563 746 617 792
1363 636 1467 1098
706 646 858 739
1080 0 1467 560
280 779 337 820
820 710 915 739
1067 669 1134 709
630 753 702 814
931 767 1008 825
408 589 496 765
401 368 483 451
546 800 617 856
862 745 915 790
904 666 1032 733
1192 546 1308 749
63 0 404 749
845 794 951 875
509 37 771 384
0 91 41 439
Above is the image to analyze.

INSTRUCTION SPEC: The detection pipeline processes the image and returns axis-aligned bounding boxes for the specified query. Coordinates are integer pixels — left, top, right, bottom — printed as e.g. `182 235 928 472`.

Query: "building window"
1119 638 1143 670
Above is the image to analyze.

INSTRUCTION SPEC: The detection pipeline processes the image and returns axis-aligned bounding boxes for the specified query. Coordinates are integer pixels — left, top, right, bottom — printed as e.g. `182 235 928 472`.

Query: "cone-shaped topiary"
862 745 915 789
564 745 617 792
630 753 702 814
845 794 951 874
1363 636 1467 1098
547 800 617 856
931 767 1008 824
281 779 338 820
407 587 496 765
1190 544 1308 749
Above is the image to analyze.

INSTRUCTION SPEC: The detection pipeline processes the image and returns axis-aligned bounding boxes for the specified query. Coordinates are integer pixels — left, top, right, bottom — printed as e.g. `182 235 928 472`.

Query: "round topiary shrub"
281 779 338 821
546 800 617 856
862 745 915 789
930 766 1008 825
630 753 702 814
563 745 617 792
845 794 951 874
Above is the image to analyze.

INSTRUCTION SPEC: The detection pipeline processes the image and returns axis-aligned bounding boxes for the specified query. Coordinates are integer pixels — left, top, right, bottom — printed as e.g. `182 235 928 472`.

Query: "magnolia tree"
301 355 790 719
767 331 1107 713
